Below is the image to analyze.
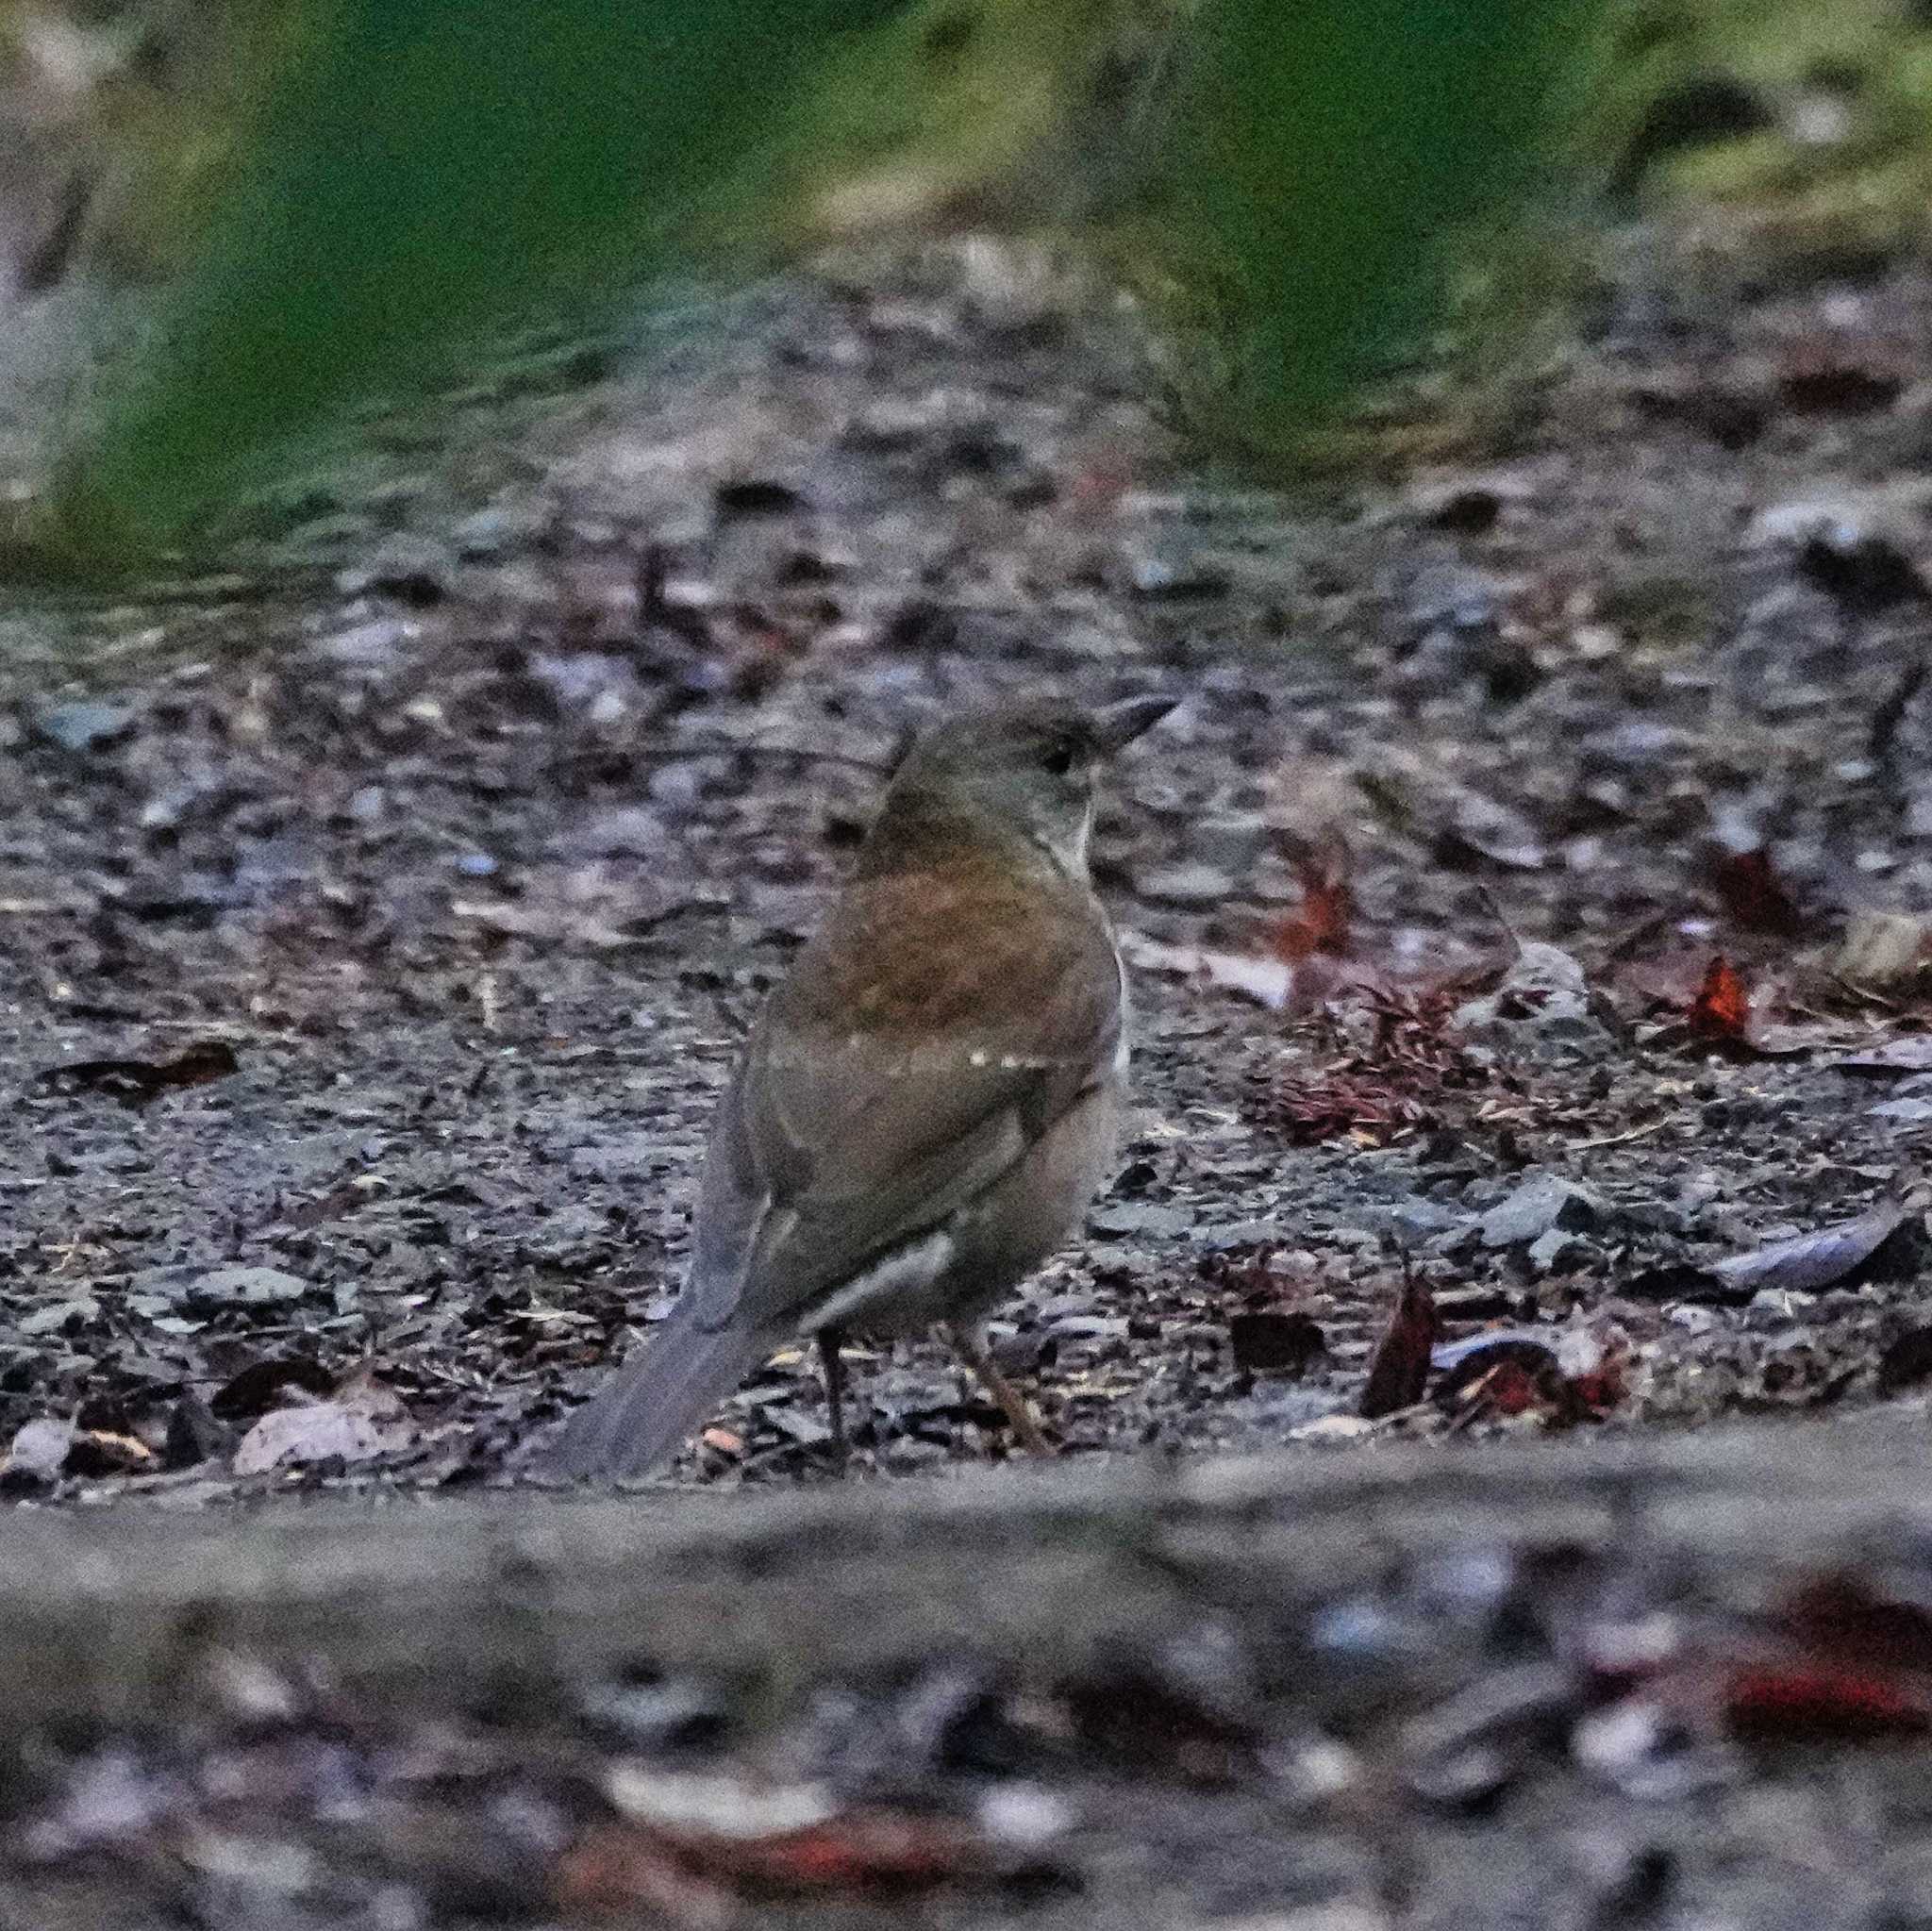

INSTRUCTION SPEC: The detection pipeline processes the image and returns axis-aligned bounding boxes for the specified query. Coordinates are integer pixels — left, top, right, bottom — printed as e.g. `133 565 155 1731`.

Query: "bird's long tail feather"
539 1312 770 1482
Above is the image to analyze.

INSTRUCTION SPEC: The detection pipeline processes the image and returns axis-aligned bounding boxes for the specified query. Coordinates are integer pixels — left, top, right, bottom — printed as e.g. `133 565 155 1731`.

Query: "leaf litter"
9 155 1932 1925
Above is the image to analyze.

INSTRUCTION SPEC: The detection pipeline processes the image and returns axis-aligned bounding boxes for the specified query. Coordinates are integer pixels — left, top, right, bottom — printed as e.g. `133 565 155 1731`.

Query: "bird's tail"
538 1312 771 1482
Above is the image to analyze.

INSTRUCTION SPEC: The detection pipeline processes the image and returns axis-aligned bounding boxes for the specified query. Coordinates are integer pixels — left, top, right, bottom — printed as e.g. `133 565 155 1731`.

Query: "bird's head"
867 692 1176 878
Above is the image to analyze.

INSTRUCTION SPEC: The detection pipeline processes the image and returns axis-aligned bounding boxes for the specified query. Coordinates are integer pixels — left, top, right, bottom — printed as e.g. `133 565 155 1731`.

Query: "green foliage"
1144 0 1593 459
33 0 934 570
1586 0 1932 262
16 0 1592 577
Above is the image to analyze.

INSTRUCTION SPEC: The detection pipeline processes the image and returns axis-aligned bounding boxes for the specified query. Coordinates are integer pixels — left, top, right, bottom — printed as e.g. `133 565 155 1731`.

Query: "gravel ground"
7 214 1932 1926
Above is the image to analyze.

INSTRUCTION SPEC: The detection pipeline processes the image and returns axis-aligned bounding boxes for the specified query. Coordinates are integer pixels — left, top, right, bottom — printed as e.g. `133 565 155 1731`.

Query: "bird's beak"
1091 692 1180 755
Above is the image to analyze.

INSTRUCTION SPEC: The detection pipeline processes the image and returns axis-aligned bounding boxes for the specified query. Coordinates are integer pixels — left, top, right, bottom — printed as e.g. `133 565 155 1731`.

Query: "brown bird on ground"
541 691 1175 1481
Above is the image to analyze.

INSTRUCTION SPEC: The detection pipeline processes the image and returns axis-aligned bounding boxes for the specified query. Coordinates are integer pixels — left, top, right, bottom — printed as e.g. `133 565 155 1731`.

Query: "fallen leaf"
715 478 804 517
1709 846 1805 938
1431 821 1546 873
232 1373 411 1475
1776 355 1904 416
1724 1662 1929 1743
1121 935 1293 1009
1228 1310 1326 1376
210 1357 336 1423
553 1823 736 1926
1647 955 1810 1059
1449 1357 1549 1419
64 1428 156 1478
184 1266 309 1309
1432 1330 1561 1385
1060 1658 1257 1784
1838 911 1932 990
1877 1324 1932 1396
1781 1572 1932 1675
1431 1324 1626 1423
1415 482 1507 534
1269 1067 1434 1145
692 1812 991 1894
1270 832 1353 963
1835 1037 1932 1077
28 1040 238 1107
1688 956 1751 1043
1360 1270 1438 1418
597 1767 1000 1898
1707 1197 1925 1299
1621 1259 1740 1306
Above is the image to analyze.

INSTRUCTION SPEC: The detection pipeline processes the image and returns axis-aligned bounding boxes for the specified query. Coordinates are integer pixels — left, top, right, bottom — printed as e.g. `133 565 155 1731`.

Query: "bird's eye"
1040 738 1076 777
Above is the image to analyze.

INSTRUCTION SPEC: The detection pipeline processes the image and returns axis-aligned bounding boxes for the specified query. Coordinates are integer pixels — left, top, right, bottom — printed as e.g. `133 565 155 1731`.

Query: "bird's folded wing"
686 879 1122 1332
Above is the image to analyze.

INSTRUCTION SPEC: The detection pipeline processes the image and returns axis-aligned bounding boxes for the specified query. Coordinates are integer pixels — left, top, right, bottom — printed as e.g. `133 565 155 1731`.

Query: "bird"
541 690 1176 1482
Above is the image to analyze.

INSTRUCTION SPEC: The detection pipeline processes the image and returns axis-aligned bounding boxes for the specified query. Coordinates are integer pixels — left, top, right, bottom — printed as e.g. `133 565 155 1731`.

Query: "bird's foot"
942 1322 1057 1457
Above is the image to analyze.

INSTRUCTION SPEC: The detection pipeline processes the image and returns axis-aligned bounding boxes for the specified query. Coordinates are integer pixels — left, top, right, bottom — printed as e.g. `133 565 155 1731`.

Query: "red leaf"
1359 1271 1437 1418
1709 846 1806 937
1567 1358 1627 1415
717 1815 987 1893
1270 834 1353 963
1724 1662 1929 1743
555 1824 734 1924
1688 955 1751 1042
1464 1357 1547 1417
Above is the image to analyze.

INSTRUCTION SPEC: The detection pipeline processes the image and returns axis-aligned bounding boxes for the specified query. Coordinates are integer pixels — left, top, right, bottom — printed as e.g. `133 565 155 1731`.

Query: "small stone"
1836 910 1932 990
1527 1227 1591 1273
31 699 136 754
1454 942 1615 1061
1197 1219 1289 1252
175 1266 309 1307
4 1417 74 1482
337 534 453 606
1290 1413 1377 1443
552 806 673 859
570 1132 667 1182
1667 1305 1719 1335
164 1396 232 1471
1750 489 1931 614
318 616 413 670
450 504 543 558
233 1401 386 1475
1125 549 1229 600
1871 1099 1932 1124
1089 1203 1195 1240
1134 860 1232 908
1354 1196 1461 1242
1479 1174 1602 1250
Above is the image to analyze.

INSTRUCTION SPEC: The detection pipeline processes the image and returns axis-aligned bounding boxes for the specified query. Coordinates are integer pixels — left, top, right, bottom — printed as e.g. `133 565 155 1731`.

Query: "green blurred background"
2 0 1925 576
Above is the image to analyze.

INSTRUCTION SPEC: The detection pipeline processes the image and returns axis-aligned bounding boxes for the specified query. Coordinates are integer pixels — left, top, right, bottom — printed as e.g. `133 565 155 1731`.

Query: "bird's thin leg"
942 1323 1055 1457
818 1329 849 1469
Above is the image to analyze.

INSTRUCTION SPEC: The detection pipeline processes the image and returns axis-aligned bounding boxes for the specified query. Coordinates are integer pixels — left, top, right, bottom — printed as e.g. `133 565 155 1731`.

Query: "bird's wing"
685 863 1122 1333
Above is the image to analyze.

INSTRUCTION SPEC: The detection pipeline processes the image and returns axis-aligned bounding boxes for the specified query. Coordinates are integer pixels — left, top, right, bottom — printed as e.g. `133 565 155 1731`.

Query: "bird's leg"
818 1328 849 1469
942 1323 1055 1457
